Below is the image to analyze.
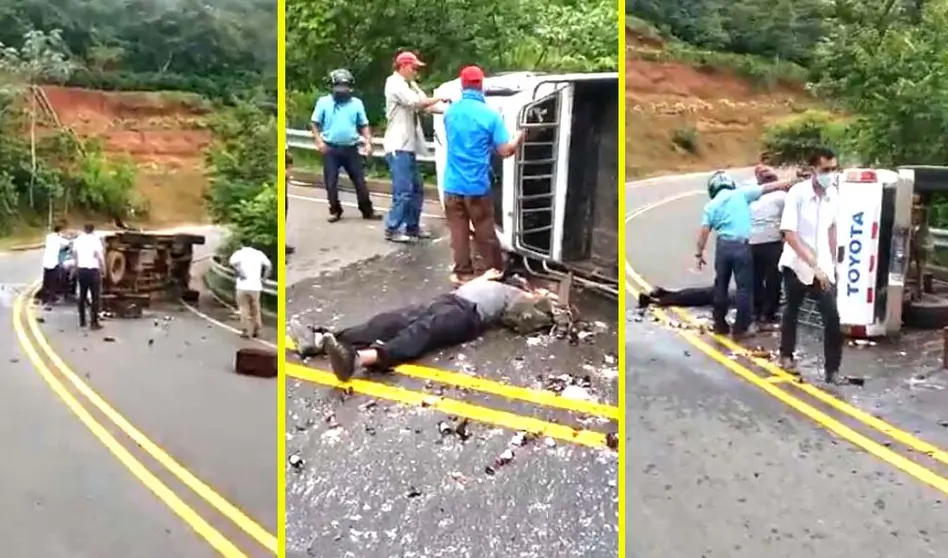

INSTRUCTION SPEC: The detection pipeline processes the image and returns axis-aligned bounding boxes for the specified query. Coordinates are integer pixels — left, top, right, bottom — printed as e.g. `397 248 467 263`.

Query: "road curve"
625 171 948 558
1 229 276 557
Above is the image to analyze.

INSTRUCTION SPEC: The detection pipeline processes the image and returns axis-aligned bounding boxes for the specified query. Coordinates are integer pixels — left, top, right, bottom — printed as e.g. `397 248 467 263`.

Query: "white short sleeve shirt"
229 247 272 292
73 233 104 270
778 180 839 285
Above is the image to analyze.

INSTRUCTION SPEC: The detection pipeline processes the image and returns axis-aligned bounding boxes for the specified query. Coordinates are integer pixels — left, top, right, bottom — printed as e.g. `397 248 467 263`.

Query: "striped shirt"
749 191 787 244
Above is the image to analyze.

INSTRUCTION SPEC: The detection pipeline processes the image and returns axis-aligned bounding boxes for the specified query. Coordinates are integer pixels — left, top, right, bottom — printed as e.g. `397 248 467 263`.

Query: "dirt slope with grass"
626 26 816 179
41 85 214 227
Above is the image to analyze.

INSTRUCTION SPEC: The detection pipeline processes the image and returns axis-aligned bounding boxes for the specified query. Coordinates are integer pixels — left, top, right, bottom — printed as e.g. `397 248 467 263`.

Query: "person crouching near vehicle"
695 171 793 339
777 147 844 383
749 164 789 328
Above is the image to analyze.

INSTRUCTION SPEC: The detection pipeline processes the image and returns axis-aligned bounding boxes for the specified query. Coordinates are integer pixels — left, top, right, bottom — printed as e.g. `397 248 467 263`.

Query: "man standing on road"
383 51 447 243
695 171 792 339
778 147 844 383
40 224 70 304
311 68 379 223
749 164 788 327
443 65 525 285
229 243 272 339
71 224 105 330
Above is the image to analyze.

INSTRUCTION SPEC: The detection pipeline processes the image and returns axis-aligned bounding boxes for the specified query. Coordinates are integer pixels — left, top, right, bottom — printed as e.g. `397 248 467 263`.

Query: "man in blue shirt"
311 68 379 222
443 65 525 285
695 171 792 338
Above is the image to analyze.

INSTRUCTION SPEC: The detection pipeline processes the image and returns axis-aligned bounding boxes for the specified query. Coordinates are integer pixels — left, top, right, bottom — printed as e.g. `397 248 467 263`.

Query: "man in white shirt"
778 147 844 382
71 223 106 330
40 224 70 304
382 51 448 243
228 244 272 338
749 164 788 326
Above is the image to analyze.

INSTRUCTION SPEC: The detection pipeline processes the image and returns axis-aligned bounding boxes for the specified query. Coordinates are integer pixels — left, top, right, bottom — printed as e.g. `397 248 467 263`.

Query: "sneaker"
823 369 839 384
637 292 653 309
411 228 434 239
327 213 342 223
362 212 383 221
297 329 328 357
386 232 415 244
777 356 800 375
324 334 357 382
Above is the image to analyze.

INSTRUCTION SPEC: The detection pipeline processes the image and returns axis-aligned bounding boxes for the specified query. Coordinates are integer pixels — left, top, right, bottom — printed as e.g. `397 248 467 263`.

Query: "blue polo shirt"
701 183 764 240
311 95 368 146
443 89 510 196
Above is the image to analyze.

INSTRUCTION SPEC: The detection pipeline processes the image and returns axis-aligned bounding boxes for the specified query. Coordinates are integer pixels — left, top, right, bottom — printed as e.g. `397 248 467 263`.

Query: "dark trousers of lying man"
299 269 553 381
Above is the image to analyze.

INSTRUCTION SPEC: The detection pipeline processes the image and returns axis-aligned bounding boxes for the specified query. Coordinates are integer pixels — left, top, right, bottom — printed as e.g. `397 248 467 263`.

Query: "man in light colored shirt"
299 269 549 381
382 51 448 243
228 244 272 338
443 65 525 285
778 146 843 382
695 171 793 338
749 164 788 326
311 68 379 222
71 224 105 330
40 224 70 304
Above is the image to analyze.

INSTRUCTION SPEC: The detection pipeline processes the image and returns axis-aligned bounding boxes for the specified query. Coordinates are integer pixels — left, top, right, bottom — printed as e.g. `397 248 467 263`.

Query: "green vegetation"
634 0 948 224
0 0 276 99
204 98 278 267
286 0 618 127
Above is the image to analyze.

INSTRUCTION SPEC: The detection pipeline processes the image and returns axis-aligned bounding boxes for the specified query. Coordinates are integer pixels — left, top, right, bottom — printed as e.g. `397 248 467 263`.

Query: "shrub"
760 110 853 166
226 182 278 266
672 125 699 153
73 147 137 219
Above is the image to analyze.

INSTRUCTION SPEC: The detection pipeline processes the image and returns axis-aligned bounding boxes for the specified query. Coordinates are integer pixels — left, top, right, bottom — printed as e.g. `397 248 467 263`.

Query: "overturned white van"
431 72 619 297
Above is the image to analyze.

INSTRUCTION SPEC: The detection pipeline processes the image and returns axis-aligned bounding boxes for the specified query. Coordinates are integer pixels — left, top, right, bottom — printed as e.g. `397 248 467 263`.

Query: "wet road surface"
285 187 619 557
626 171 948 557
2 227 277 557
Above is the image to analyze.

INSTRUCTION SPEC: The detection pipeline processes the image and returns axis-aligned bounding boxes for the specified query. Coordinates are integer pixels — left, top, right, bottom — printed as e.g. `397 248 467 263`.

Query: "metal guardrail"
286 128 436 163
932 228 948 248
207 256 278 297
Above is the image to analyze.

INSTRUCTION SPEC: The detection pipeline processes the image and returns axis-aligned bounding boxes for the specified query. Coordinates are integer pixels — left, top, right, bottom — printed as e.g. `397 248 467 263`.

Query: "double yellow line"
12 283 277 557
626 193 948 495
285 338 619 449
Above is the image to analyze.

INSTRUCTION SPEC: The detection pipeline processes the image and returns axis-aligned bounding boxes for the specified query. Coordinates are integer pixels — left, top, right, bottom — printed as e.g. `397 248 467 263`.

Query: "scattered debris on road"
235 346 277 378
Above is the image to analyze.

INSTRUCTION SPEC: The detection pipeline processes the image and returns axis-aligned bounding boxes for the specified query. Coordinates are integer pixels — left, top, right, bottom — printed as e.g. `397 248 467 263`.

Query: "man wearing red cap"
382 51 448 243
443 65 525 285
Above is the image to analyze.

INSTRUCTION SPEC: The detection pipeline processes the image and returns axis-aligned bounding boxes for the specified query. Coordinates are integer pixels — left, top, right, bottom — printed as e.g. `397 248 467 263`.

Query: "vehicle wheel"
107 251 126 284
903 292 948 329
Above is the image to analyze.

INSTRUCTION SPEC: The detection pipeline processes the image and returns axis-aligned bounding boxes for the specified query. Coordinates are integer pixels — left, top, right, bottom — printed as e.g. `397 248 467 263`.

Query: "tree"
0 28 76 221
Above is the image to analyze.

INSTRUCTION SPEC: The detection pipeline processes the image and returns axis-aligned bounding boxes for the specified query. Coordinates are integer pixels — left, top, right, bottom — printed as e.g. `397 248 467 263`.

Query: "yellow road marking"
626 196 948 494
12 291 248 557
286 336 619 419
286 363 611 449
765 376 795 384
23 283 277 554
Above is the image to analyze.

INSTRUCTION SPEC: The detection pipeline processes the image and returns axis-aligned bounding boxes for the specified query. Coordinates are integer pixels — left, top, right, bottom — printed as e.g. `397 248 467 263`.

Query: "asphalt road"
2 227 277 557
626 171 948 557
285 187 619 558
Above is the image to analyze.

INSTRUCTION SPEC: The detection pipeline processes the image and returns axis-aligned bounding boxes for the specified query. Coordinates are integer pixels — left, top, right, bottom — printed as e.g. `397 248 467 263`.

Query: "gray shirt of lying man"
454 279 530 323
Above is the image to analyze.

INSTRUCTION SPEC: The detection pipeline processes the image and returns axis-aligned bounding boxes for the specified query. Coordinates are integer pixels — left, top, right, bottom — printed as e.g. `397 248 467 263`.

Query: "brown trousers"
443 193 503 275
235 289 263 335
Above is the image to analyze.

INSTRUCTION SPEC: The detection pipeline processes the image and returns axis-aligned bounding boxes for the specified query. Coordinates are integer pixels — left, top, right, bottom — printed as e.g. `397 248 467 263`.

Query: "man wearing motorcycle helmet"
310 68 380 222
695 170 793 338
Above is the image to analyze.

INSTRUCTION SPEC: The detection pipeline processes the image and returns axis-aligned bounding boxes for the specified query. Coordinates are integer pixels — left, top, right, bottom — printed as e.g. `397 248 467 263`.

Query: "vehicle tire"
107 251 126 284
903 293 948 329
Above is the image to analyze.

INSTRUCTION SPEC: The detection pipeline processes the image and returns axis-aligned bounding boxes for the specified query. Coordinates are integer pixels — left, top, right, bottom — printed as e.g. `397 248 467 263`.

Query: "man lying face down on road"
296 268 556 381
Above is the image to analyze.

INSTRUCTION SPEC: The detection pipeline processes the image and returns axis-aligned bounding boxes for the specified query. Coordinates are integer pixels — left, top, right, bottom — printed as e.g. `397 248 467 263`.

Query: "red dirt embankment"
625 26 814 179
41 86 215 226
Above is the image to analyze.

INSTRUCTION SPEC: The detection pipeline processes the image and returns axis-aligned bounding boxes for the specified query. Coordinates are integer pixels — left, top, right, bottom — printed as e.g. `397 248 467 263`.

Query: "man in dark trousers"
311 68 379 222
749 164 788 327
299 269 548 381
695 170 793 338
442 65 525 285
778 147 843 383
71 223 105 330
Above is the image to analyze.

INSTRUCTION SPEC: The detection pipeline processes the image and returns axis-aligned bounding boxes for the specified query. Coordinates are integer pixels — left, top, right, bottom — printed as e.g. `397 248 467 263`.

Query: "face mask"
815 172 835 189
332 90 351 102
